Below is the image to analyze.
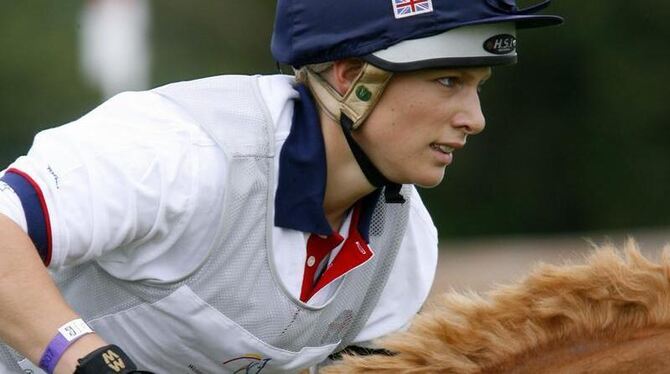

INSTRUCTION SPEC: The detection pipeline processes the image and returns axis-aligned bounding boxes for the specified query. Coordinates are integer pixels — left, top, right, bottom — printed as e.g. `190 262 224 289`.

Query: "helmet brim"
363 15 563 72
494 14 564 29
363 54 518 72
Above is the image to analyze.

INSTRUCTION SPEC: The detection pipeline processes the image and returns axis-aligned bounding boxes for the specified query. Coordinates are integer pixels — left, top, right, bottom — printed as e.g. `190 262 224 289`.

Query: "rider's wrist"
38 318 93 374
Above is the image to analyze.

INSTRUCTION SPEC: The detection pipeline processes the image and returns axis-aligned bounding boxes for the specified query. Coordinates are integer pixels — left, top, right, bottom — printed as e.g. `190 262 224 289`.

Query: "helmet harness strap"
304 63 405 203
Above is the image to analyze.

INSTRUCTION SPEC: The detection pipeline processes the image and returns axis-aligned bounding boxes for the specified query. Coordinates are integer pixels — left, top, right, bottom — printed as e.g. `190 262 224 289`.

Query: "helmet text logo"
483 34 517 55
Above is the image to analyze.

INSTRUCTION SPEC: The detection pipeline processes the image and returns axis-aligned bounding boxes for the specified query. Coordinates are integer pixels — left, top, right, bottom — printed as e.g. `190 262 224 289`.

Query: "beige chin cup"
304 63 392 130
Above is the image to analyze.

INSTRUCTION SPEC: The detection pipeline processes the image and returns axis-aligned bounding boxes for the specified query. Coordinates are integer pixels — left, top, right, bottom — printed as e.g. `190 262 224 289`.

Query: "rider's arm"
0 213 107 374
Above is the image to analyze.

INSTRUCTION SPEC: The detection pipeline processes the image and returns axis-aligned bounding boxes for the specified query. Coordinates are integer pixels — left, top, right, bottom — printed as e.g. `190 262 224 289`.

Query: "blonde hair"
293 62 334 84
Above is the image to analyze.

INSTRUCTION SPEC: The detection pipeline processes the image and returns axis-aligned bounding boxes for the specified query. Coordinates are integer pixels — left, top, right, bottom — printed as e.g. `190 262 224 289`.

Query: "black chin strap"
340 114 405 204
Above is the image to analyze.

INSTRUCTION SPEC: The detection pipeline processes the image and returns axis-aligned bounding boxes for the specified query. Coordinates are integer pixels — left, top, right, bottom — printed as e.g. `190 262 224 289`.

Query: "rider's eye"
437 77 458 88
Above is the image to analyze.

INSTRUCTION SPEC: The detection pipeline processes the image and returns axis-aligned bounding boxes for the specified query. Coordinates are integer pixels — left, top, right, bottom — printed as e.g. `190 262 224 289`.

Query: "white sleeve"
352 186 439 344
3 91 218 274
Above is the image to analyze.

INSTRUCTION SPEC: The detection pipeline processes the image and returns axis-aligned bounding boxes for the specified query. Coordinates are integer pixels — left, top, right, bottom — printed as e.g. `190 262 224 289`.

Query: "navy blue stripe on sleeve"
0 168 52 265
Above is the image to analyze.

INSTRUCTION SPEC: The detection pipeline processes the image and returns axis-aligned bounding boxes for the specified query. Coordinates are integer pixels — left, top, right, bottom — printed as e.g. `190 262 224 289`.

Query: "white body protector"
1 76 411 373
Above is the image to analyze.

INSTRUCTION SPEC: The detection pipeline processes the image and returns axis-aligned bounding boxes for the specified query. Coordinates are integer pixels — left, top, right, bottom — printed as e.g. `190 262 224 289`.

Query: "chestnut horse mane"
323 240 670 373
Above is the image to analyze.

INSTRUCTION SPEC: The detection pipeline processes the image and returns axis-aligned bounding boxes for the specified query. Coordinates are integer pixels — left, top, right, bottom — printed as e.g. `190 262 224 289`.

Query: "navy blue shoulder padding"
1 169 52 265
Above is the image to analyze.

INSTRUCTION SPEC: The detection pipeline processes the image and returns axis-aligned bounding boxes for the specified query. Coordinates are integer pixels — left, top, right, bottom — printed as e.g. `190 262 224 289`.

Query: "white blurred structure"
79 0 151 99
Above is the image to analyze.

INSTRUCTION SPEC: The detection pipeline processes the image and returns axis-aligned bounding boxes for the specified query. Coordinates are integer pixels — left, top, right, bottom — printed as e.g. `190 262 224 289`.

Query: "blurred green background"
0 1 668 239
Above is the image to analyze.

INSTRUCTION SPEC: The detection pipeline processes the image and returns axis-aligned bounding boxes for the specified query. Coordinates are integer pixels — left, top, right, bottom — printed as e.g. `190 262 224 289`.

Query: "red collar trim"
300 204 375 302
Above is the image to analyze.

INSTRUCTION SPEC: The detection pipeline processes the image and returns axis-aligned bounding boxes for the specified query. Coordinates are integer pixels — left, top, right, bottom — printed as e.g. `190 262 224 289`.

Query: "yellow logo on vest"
102 349 126 372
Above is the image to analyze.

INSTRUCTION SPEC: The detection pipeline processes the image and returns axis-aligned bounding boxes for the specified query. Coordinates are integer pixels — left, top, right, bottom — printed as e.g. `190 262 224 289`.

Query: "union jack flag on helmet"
392 0 434 19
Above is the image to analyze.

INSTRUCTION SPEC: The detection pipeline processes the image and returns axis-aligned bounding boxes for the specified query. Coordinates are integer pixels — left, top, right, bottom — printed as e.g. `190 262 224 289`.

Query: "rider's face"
353 66 491 187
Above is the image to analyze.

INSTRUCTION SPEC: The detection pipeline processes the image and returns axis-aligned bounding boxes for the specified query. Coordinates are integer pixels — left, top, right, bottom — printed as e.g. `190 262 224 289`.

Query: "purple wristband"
39 319 93 374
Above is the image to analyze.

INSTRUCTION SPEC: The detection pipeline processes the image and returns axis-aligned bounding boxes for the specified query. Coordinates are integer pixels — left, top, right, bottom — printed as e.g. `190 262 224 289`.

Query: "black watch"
74 344 154 374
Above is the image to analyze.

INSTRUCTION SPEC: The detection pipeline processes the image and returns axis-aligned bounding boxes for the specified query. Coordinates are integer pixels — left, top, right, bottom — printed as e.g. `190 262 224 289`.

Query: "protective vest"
0 75 411 373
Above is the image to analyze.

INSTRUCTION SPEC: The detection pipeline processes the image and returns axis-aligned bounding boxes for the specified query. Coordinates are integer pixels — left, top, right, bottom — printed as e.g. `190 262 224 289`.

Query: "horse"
322 240 670 373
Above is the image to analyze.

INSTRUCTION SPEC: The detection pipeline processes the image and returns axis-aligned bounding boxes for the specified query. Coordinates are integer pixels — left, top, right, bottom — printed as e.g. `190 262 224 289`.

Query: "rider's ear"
329 59 365 95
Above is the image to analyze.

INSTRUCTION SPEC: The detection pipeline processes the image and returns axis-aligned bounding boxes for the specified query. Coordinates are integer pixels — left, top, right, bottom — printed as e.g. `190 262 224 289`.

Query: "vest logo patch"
222 354 271 373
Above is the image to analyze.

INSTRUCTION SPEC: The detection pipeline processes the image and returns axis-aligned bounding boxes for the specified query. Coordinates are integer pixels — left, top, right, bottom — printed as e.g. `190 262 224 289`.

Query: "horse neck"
484 328 670 374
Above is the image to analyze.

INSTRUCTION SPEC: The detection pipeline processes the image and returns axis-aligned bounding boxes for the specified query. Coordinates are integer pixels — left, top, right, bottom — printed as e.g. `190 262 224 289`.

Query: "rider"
0 1 561 372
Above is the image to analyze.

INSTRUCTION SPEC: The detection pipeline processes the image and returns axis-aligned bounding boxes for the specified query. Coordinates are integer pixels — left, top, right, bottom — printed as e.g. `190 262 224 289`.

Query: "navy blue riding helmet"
272 0 563 71
271 0 563 202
